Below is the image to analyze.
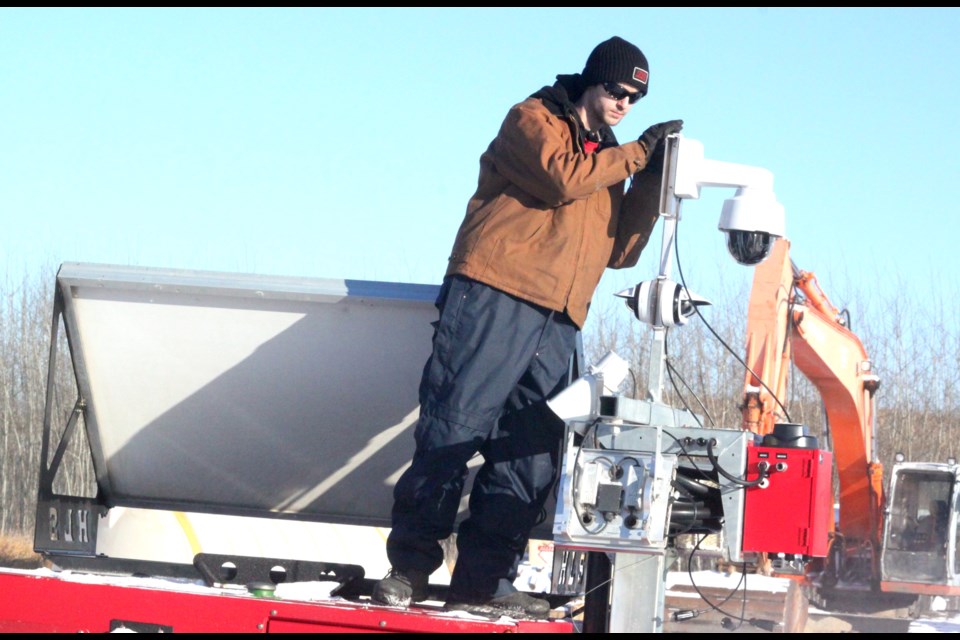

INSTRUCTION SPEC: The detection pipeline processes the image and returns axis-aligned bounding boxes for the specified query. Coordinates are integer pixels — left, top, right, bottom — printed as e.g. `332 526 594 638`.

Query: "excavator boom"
742 237 960 607
742 237 882 584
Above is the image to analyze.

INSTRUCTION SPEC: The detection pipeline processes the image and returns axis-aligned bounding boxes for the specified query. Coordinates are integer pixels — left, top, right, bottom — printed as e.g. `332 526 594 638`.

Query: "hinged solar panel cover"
56 262 440 527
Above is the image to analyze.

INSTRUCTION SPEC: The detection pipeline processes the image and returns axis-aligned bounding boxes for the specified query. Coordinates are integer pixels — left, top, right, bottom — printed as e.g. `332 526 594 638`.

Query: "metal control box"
742 445 833 557
553 443 678 553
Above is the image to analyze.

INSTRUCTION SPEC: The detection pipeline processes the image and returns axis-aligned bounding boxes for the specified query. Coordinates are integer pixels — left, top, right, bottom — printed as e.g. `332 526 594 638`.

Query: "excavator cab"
880 461 960 595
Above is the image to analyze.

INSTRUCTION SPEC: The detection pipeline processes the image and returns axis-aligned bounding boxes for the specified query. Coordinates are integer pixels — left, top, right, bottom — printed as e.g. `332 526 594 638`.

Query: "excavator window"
882 469 953 584
955 494 960 575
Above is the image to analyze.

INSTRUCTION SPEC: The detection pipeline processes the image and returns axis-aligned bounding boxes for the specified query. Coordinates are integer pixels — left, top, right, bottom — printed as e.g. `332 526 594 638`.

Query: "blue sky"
2 7 958 333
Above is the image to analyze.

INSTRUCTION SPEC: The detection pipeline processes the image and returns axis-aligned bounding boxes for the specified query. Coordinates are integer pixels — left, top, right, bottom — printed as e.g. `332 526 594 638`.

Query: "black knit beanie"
581 36 650 96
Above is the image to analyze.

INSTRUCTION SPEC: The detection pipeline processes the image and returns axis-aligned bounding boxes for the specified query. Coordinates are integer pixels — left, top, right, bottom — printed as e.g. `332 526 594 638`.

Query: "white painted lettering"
49 507 59 541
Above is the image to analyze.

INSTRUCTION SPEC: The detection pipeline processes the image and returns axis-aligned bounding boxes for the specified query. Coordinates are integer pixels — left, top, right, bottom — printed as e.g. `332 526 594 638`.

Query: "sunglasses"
603 82 643 105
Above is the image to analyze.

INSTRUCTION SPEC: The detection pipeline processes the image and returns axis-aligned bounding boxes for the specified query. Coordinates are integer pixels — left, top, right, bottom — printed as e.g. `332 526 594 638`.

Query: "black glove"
638 119 684 157
644 139 666 175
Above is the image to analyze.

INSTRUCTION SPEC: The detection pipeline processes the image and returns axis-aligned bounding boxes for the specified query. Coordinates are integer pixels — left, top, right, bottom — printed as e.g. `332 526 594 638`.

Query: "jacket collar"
530 74 619 151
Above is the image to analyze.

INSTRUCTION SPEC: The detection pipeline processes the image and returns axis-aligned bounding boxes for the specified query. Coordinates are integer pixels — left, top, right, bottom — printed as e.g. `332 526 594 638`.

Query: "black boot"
371 568 429 607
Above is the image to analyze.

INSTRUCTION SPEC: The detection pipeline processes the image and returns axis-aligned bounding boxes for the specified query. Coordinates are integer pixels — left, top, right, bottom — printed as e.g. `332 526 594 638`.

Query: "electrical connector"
672 609 699 622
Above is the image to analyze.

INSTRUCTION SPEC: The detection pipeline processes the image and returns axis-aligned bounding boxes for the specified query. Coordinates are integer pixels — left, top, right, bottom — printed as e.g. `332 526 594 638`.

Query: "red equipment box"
742 445 833 557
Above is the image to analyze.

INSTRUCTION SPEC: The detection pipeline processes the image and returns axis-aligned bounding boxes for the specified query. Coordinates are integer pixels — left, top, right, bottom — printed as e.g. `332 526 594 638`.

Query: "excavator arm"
741 237 884 580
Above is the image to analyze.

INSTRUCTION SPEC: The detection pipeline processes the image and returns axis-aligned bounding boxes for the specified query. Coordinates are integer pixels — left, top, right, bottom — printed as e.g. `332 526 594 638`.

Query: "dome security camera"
725 230 775 266
718 187 785 266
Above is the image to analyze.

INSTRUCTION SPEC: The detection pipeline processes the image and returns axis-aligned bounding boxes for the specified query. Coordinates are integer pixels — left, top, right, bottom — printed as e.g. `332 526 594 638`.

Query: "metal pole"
609 138 685 632
582 551 611 633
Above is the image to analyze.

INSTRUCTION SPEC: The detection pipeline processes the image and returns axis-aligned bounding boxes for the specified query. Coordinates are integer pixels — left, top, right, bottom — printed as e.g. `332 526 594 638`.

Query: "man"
371 35 683 619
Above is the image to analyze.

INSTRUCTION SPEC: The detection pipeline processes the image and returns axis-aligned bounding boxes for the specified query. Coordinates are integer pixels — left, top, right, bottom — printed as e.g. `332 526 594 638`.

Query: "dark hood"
529 73 619 151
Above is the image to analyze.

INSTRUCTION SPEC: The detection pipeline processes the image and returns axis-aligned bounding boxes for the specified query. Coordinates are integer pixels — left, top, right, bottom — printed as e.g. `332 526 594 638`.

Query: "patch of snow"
909 614 960 633
666 569 792 593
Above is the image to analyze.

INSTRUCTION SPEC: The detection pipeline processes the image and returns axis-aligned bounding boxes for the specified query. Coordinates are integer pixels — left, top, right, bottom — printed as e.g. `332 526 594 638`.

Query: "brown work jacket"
445 91 662 328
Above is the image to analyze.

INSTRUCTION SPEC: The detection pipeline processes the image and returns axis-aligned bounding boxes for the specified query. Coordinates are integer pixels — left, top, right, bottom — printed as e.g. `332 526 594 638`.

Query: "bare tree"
0 264 94 537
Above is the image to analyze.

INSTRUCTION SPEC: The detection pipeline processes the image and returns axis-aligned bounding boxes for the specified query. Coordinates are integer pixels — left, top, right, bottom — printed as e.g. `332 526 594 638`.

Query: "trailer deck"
0 566 573 633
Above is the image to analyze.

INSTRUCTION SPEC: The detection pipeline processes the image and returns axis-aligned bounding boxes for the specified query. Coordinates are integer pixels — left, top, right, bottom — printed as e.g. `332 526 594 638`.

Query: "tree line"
1 263 957 538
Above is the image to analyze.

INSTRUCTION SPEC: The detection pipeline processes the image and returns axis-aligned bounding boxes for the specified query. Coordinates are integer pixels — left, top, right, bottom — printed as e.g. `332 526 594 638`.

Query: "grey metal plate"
57 262 441 527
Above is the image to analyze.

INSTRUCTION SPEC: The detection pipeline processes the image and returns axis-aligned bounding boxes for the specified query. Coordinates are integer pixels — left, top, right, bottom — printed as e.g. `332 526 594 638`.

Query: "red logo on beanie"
633 67 649 85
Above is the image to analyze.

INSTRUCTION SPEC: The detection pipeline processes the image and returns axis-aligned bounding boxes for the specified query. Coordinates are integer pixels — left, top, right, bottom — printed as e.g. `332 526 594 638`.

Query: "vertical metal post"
608 137 685 632
645 137 683 405
609 549 678 633
582 551 611 633
37 285 64 496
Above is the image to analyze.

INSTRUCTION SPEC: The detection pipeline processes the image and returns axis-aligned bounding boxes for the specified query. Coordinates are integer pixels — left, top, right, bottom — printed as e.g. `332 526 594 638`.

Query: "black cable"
706 437 767 488
662 428 762 491
672 220 793 424
570 419 608 535
678 533 746 623
673 473 712 496
663 335 716 426
684 534 779 632
665 361 705 428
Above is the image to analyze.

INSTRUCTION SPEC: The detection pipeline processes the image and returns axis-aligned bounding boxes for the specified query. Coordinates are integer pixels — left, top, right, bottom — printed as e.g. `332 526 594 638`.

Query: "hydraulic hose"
674 473 712 496
706 438 766 488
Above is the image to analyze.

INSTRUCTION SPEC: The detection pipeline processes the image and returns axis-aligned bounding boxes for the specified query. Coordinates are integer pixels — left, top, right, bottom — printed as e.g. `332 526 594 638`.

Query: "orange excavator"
740 236 960 612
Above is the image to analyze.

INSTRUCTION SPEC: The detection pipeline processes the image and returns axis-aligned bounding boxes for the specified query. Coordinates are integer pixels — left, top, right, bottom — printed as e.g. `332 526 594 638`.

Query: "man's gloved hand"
638 119 684 157
644 139 666 175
